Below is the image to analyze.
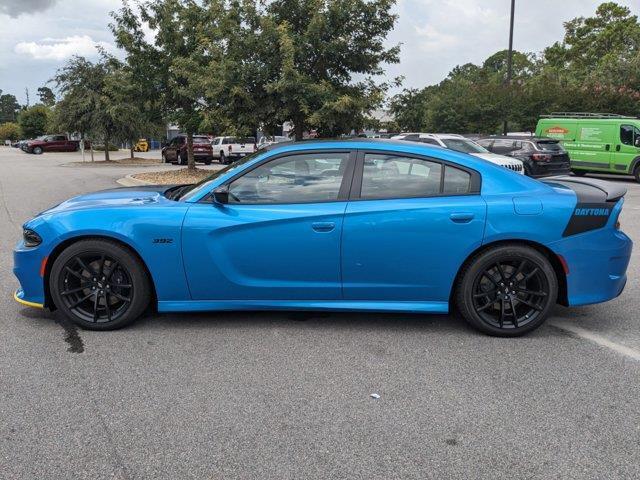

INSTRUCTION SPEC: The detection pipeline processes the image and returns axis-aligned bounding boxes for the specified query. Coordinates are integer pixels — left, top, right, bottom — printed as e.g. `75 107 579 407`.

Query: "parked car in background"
257 135 289 150
392 133 524 175
162 135 213 165
23 135 87 154
476 136 571 177
536 113 640 181
212 136 257 164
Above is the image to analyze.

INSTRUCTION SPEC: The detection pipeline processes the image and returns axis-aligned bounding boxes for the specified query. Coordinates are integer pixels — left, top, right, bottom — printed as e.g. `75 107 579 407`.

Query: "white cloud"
14 35 115 61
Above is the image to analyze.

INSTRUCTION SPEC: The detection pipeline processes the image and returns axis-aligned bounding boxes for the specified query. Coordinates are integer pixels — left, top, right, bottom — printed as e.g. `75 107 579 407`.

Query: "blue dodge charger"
13 139 632 336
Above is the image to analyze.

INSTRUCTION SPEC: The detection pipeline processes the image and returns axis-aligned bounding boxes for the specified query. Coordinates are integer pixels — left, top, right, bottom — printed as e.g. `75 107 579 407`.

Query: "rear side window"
359 154 473 199
443 165 471 194
491 139 516 154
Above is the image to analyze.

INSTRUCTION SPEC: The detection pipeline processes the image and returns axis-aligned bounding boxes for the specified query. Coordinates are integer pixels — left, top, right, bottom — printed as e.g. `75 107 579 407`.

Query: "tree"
53 55 159 161
0 122 22 141
37 86 56 107
111 0 216 170
262 0 400 140
18 105 50 138
0 91 21 123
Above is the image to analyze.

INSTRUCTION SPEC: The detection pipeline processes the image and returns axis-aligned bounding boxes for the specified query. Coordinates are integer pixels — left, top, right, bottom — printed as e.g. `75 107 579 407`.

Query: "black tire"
456 245 557 337
33 146 43 155
49 239 151 330
204 157 212 165
162 151 169 164
572 169 587 177
634 165 640 183
178 152 187 165
220 151 227 164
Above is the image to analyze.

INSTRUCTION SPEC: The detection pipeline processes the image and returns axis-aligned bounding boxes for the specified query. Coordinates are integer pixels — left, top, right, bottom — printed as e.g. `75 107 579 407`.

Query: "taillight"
532 153 552 162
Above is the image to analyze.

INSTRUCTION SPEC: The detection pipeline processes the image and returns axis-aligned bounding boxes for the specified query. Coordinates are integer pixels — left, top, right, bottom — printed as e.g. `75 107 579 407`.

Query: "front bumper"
13 241 47 307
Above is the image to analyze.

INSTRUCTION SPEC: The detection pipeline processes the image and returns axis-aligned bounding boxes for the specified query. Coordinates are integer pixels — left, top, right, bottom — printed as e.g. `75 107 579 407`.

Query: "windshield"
536 140 564 152
441 138 489 154
178 150 264 201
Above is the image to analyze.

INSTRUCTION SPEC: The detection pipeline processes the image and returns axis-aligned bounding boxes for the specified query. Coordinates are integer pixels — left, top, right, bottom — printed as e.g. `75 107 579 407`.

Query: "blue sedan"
13 139 632 336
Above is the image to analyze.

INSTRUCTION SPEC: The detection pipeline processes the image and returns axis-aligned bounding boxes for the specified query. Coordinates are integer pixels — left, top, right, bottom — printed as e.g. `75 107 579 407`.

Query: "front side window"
227 152 349 204
621 125 640 146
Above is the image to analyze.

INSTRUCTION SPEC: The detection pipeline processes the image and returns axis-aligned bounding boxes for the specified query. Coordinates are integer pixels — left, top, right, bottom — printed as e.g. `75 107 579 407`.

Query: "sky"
0 0 639 105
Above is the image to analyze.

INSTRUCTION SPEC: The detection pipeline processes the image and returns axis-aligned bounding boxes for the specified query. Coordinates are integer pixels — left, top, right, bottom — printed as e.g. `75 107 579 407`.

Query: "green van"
535 113 640 181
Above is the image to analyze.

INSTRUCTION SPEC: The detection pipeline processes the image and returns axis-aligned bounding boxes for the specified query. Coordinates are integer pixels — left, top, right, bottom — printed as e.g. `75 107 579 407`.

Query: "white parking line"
550 320 640 362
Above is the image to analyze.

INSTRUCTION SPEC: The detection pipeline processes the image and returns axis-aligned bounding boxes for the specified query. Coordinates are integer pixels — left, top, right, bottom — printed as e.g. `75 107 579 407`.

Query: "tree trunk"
104 136 110 162
294 120 304 141
186 132 195 171
130 143 135 159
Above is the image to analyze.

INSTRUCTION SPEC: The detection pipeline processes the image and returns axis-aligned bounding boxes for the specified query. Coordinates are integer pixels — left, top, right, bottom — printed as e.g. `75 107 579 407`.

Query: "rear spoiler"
541 176 627 203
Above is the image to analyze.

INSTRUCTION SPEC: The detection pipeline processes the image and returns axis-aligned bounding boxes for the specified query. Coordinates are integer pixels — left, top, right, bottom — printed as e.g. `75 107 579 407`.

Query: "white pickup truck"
212 136 257 164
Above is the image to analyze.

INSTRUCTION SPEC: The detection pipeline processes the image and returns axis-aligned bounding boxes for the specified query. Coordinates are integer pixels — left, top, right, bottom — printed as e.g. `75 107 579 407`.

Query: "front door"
182 150 355 300
616 124 640 172
341 152 486 303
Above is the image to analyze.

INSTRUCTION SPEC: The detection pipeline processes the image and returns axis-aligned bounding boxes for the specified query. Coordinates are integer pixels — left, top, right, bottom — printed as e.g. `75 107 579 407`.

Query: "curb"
116 174 154 187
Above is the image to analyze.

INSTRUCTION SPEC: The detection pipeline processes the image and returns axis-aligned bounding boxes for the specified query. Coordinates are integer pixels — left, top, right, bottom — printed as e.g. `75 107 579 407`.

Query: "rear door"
341 151 486 304
616 123 640 173
182 150 355 300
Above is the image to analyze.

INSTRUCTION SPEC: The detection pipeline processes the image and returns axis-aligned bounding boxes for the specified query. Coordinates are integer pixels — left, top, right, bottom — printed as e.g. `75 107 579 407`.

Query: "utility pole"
503 0 515 136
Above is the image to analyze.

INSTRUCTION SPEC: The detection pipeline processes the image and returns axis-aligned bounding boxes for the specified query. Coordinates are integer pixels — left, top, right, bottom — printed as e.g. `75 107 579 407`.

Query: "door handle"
616 145 621 152
605 144 610 151
312 221 335 232
449 212 475 223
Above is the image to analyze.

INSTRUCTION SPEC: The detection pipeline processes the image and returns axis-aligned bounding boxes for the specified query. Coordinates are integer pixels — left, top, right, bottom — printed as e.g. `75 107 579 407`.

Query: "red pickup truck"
23 135 87 154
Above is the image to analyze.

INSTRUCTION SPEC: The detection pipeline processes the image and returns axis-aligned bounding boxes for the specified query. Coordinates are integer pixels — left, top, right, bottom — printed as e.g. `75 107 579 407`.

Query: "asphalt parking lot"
1 146 640 479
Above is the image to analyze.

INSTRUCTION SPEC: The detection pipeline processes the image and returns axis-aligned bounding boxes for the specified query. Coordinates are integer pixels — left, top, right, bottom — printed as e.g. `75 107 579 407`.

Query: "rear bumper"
548 227 632 306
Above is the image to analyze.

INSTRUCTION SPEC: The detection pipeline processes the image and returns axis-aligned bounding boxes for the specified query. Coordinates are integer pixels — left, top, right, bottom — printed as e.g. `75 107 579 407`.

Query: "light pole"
503 0 515 135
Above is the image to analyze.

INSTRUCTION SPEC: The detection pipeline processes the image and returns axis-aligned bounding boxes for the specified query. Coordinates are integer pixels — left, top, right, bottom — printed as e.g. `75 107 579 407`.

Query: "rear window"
536 140 564 152
193 136 210 143
239 137 255 144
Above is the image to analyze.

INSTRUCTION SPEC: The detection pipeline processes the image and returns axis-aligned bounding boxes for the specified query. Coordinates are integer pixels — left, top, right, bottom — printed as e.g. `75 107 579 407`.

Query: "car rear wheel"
572 169 587 177
456 245 557 337
50 239 151 330
178 152 187 165
33 146 43 155
204 157 212 165
220 151 227 164
633 165 640 183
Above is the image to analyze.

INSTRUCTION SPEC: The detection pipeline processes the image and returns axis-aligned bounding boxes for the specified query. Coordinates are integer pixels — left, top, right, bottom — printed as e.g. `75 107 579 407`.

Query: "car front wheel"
456 245 557 337
33 147 43 154
49 239 151 330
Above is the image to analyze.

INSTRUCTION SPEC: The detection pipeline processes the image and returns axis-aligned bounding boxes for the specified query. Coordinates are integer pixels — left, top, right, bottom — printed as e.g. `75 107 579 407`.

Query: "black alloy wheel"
58 253 132 324
457 245 557 336
50 239 151 330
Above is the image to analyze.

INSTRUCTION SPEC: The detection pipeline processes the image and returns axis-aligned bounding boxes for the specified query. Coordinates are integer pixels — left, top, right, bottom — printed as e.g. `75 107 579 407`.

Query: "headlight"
23 228 42 247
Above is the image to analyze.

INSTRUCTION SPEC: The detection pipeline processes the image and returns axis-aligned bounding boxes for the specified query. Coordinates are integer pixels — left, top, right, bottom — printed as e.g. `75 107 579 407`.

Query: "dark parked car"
23 135 86 154
476 136 571 177
162 135 213 165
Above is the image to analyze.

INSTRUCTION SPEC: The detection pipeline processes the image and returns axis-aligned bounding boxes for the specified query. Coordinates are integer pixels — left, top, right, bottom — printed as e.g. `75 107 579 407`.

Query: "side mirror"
212 185 229 205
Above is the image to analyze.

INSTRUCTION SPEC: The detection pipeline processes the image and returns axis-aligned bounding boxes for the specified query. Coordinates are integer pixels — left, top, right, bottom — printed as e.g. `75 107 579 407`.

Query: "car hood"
470 152 522 165
40 185 180 215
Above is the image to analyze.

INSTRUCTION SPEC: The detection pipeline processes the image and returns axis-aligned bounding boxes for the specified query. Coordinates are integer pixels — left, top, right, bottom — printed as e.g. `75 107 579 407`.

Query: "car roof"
479 135 558 142
398 133 466 140
262 138 424 151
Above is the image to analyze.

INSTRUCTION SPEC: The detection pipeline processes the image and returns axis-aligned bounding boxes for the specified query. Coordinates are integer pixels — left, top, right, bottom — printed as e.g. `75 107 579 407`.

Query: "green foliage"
390 2 640 134
37 86 56 107
0 91 21 123
52 55 162 161
18 105 51 138
0 122 22 141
